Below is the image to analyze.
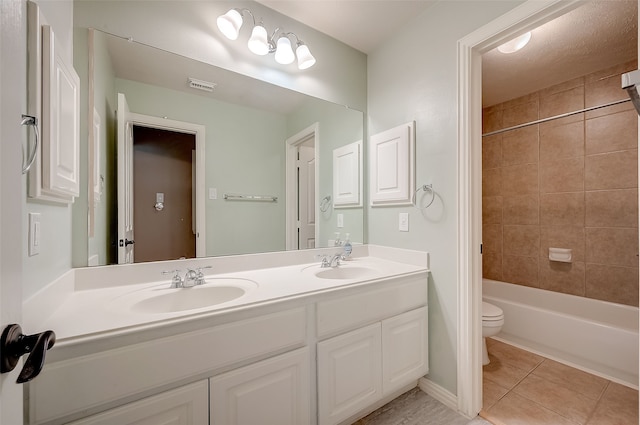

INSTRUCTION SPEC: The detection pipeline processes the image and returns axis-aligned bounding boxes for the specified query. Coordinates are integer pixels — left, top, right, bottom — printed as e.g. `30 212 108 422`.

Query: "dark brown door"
133 126 196 262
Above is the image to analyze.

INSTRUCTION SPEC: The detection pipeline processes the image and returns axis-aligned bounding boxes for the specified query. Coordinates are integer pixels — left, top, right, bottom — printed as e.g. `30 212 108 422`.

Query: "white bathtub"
483 279 639 388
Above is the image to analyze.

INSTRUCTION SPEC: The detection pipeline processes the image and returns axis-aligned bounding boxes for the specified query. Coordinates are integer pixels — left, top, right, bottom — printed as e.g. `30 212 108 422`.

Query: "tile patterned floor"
481 338 639 425
352 387 492 425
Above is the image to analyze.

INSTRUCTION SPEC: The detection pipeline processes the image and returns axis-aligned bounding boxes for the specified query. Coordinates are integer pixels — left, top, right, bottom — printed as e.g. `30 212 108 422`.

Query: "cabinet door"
317 323 382 425
382 307 428 396
67 381 208 425
210 348 310 425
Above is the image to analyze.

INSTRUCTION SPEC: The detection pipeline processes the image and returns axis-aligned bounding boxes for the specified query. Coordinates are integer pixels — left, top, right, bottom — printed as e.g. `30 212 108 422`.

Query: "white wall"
366 0 523 395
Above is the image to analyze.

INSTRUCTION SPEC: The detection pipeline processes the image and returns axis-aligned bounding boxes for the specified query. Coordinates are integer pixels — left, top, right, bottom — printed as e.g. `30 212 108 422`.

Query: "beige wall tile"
502 255 538 287
540 192 585 226
483 224 502 255
503 100 538 128
503 92 539 110
540 86 584 119
539 157 584 193
483 105 503 134
502 164 538 196
540 225 585 262
539 117 584 162
586 227 639 268
483 196 503 225
585 150 638 190
502 126 538 166
483 167 502 197
539 76 584 98
586 189 638 228
503 225 539 257
586 60 638 109
482 134 502 169
538 260 586 297
503 194 538 225
483 253 503 281
586 263 639 307
586 109 638 155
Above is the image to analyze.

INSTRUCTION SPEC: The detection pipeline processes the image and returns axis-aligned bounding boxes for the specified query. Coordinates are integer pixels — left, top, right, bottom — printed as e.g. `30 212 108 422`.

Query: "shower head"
621 70 640 116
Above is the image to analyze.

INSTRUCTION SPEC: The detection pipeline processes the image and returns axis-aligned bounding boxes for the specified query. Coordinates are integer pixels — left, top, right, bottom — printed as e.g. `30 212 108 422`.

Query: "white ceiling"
258 0 638 107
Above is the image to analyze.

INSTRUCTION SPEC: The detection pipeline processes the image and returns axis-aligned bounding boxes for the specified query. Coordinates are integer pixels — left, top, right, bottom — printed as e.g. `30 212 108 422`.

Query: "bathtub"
483 279 639 388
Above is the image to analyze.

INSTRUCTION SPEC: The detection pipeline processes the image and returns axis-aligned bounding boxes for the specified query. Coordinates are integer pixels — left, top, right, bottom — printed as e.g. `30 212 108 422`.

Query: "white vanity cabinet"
316 278 428 425
66 381 209 425
210 348 310 425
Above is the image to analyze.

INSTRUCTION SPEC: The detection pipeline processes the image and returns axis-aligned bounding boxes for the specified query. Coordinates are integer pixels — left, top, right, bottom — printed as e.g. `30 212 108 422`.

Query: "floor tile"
483 379 510 410
487 339 545 372
531 359 609 400
486 392 578 425
586 382 639 425
513 373 597 424
483 354 531 390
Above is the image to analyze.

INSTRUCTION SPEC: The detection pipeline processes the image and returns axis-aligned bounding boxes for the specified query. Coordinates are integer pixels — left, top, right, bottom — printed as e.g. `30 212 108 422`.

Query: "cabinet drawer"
317 277 426 338
30 307 307 424
66 381 208 425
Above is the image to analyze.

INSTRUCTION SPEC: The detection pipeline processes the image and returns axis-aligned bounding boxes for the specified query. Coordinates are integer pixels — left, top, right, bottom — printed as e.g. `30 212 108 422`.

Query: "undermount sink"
113 278 257 315
314 266 377 280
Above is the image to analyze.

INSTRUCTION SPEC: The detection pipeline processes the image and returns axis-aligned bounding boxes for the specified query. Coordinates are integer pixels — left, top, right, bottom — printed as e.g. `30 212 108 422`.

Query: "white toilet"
482 301 504 365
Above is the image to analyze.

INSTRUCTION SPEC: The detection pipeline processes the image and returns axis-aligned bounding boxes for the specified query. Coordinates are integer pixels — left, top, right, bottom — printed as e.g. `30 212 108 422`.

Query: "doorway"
286 123 320 250
132 126 196 262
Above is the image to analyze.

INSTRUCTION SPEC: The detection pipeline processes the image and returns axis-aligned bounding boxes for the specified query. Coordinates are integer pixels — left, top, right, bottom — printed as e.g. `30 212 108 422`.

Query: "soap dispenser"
343 233 352 258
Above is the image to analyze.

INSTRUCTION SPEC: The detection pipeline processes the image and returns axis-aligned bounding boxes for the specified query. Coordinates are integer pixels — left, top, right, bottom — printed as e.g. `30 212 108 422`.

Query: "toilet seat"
482 301 504 323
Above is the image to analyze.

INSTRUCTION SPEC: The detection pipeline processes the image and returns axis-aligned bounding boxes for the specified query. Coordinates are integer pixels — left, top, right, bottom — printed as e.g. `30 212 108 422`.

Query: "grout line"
582 381 611 425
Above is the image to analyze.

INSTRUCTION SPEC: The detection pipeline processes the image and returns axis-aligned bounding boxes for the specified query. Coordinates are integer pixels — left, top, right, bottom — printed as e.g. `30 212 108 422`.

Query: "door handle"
1 324 56 383
119 239 135 247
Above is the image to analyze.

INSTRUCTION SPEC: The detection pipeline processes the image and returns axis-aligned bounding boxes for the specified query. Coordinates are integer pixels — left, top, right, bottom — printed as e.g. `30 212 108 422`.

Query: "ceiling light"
497 32 532 54
216 8 316 70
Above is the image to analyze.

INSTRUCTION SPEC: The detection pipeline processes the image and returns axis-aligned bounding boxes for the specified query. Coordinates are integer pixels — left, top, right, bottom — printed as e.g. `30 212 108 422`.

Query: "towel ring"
412 184 435 209
320 195 332 212
21 115 39 174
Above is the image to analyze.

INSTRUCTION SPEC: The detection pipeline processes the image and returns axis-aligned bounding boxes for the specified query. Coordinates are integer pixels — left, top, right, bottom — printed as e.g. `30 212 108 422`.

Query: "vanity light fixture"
217 8 316 69
497 31 532 54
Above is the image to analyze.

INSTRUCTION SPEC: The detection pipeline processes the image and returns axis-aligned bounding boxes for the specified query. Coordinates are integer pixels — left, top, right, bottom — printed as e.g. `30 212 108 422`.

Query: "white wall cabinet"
317 307 428 425
210 348 310 425
67 381 209 425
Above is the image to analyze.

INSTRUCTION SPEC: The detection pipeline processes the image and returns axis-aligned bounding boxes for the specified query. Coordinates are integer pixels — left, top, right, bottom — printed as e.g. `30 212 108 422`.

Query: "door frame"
127 112 206 257
285 123 320 250
456 0 583 417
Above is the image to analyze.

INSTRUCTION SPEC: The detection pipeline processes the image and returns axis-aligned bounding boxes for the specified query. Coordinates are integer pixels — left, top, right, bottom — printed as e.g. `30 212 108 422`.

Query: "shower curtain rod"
482 98 631 137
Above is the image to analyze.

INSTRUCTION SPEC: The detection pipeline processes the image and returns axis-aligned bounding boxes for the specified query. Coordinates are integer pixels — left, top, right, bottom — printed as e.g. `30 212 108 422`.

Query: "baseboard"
418 377 458 411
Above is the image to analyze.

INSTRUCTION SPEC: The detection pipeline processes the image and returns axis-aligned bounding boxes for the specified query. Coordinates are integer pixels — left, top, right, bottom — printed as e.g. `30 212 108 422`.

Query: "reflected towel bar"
224 193 278 202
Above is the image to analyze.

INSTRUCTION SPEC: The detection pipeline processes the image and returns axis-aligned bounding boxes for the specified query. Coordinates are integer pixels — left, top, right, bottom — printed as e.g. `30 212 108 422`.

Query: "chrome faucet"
162 266 212 288
317 253 345 268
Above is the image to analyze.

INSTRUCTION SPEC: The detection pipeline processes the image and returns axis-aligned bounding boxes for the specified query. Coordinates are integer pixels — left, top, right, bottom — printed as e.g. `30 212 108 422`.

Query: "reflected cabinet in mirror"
74 29 364 266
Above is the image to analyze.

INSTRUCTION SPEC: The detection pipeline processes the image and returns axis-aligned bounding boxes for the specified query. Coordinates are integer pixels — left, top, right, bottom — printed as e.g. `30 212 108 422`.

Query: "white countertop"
24 245 429 346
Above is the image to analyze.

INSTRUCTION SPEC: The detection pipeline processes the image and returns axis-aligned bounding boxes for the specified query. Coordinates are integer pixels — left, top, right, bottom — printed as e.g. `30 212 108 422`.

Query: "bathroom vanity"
24 246 429 425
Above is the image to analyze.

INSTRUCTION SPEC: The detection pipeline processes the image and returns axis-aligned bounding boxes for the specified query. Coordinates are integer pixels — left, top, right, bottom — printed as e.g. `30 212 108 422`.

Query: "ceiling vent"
188 78 216 92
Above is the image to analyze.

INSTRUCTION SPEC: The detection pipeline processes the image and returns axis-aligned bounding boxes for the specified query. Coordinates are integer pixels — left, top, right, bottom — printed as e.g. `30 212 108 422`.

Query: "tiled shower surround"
482 61 639 307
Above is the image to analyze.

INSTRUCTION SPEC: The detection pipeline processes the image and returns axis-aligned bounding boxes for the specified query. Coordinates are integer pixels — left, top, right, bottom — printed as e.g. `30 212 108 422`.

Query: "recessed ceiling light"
497 32 532 54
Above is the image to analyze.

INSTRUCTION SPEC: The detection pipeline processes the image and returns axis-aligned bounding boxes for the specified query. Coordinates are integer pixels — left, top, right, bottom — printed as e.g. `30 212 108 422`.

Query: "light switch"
209 188 218 200
156 192 164 203
337 213 344 228
29 212 41 256
399 212 409 232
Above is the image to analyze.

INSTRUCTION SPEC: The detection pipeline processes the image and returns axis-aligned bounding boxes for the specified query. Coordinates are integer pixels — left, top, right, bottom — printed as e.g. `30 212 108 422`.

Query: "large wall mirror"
74 28 364 267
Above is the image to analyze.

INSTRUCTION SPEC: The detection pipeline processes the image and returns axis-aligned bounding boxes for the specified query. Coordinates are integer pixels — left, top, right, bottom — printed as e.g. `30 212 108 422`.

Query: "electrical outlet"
29 213 41 256
399 212 409 232
337 214 344 228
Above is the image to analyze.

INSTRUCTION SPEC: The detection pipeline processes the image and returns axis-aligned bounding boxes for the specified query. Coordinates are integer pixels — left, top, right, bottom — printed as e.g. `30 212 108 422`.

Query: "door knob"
1 324 56 383
119 239 135 247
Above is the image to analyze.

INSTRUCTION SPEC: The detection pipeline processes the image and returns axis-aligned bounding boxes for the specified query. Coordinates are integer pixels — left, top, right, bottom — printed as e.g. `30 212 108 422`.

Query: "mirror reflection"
75 29 364 267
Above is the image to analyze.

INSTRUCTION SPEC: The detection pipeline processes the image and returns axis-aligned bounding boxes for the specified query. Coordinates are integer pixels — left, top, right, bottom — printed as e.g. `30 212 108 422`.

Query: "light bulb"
217 9 243 40
274 36 295 65
248 25 269 55
296 43 316 69
497 32 531 54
